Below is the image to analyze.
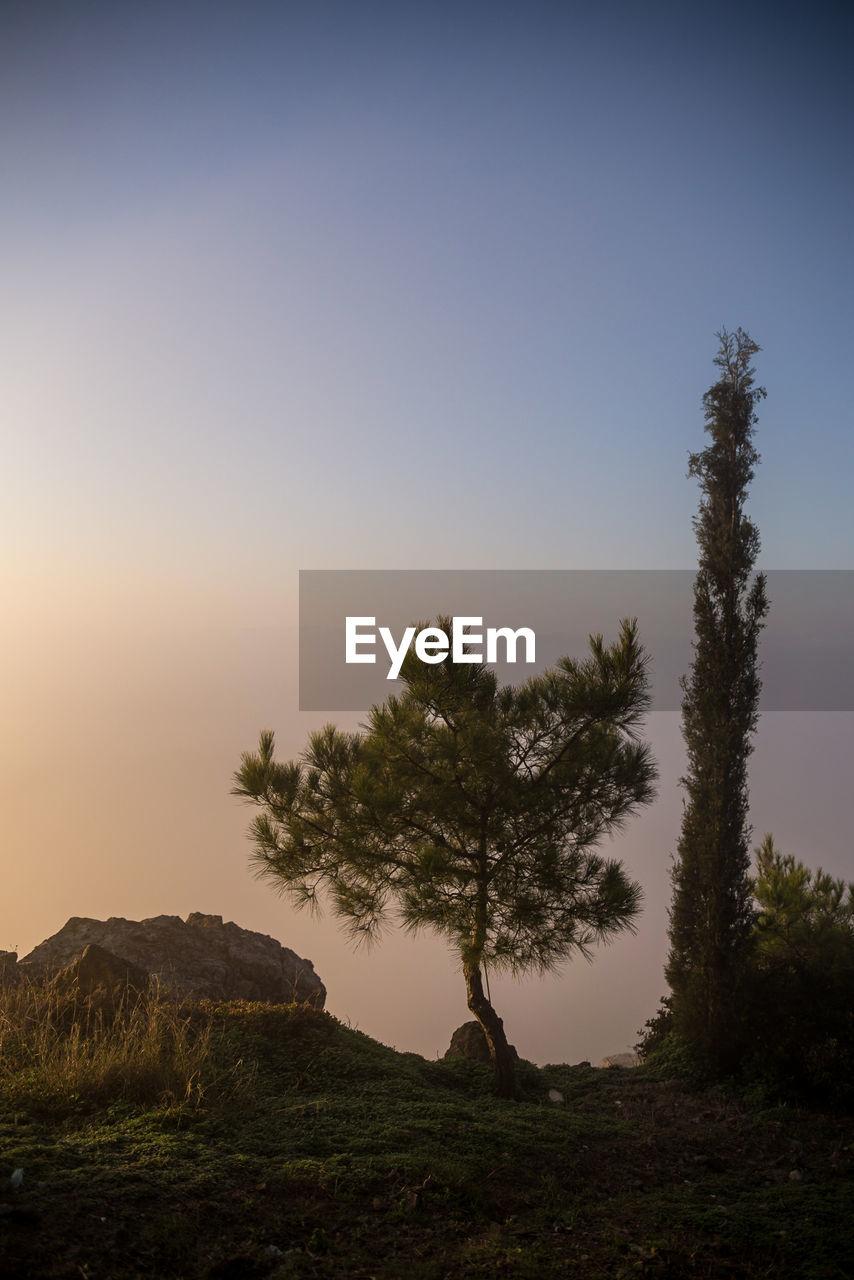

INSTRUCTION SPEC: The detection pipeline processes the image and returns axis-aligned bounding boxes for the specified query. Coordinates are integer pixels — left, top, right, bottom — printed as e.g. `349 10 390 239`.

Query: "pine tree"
666 328 769 1075
234 618 657 1098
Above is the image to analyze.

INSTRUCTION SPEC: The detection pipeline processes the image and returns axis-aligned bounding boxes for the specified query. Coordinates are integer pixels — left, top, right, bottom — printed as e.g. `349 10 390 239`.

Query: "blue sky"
2 1 852 1062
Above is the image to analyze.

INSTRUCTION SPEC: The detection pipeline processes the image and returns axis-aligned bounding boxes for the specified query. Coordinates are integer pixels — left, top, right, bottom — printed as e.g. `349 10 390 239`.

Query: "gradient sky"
2 1 852 1065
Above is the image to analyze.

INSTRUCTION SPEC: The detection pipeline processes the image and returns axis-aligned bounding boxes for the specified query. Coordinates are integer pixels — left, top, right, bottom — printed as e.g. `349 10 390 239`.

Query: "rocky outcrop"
16 913 325 1007
444 1020 518 1063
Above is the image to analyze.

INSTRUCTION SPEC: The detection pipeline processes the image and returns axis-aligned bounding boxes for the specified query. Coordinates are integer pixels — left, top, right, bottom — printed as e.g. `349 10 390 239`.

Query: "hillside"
1 1001 853 1278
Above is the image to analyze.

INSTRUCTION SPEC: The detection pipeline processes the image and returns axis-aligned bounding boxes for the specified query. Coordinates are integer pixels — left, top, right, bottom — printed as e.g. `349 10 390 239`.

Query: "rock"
445 1021 492 1061
548 1088 565 1104
444 1020 518 1063
596 1051 640 1069
56 943 149 1003
19 913 325 1007
0 951 19 986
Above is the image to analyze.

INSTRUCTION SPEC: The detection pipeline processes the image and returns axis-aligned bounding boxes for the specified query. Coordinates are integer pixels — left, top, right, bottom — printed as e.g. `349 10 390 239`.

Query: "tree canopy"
234 617 657 1097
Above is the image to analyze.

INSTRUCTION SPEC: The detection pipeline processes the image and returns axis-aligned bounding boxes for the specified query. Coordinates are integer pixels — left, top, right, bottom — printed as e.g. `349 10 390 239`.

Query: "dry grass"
0 975 254 1114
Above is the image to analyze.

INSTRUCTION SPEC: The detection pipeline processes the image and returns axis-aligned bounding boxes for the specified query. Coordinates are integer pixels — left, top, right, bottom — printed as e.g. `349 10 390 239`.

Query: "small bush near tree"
742 835 854 1105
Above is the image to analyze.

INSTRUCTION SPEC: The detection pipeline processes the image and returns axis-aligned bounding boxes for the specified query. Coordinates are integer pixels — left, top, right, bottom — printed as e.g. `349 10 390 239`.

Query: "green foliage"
742 835 854 1105
236 618 655 972
753 833 854 968
234 618 657 1094
635 995 673 1061
667 327 769 1076
635 997 719 1087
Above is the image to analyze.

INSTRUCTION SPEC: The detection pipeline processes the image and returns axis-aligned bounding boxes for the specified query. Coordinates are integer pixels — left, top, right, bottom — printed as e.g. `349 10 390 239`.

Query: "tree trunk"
463 959 518 1100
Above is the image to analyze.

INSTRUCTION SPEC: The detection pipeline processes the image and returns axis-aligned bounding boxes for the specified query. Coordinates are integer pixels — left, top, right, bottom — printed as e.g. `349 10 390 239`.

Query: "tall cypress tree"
666 327 769 1075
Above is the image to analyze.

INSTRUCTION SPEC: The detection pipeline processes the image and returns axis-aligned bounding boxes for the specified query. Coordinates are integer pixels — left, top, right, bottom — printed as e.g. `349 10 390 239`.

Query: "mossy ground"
1 1003 852 1278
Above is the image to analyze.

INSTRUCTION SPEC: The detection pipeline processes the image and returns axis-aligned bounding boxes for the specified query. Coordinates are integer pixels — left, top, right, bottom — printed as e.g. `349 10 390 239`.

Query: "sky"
2 0 853 1065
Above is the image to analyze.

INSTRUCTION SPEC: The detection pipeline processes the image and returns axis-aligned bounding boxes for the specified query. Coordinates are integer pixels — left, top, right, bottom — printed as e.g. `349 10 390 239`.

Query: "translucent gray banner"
299 570 854 711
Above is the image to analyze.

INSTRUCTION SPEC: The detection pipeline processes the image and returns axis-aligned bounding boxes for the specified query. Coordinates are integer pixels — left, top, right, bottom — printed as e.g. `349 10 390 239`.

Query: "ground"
1 1004 852 1278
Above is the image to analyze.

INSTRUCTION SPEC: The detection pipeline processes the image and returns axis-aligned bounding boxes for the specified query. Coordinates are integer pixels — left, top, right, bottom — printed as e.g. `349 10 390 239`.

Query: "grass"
0 978 254 1117
1 982 853 1278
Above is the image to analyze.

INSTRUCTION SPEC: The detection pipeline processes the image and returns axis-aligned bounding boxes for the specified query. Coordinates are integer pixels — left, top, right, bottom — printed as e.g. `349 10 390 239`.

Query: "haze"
2 1 852 1065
